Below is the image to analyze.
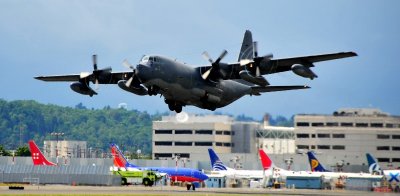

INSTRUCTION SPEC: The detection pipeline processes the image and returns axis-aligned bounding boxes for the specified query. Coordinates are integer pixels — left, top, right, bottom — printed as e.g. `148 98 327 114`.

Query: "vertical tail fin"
258 149 273 170
208 148 227 171
28 140 56 166
238 30 254 61
110 143 138 168
307 151 329 172
366 153 382 174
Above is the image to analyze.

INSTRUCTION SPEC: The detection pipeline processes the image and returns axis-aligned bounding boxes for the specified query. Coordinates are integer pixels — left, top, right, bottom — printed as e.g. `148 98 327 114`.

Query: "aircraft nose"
200 172 209 181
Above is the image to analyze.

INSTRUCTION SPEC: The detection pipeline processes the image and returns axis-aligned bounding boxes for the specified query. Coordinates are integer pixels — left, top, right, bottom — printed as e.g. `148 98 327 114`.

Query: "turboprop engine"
291 64 318 80
70 82 97 97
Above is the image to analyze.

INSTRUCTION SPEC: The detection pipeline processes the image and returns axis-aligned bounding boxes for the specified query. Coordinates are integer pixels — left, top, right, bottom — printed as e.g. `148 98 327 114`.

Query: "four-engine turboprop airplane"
35 30 357 113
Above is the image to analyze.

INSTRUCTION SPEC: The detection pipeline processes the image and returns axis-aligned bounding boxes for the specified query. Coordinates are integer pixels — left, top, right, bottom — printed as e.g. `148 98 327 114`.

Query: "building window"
194 142 213 146
356 123 368 127
371 123 383 128
195 130 213 135
223 143 231 147
377 158 390 162
223 131 231 135
392 146 400 151
175 130 192 134
296 133 309 138
332 145 345 150
317 134 330 138
311 134 316 138
392 158 400 162
155 130 172 134
297 145 309 149
216 131 223 135
377 134 390 139
155 153 172 158
326 122 339 127
296 122 309 127
341 122 353 127
317 145 330 149
155 141 172 146
332 134 345 138
386 124 394 128
377 146 390 151
178 153 190 158
310 145 316 149
231 131 235 135
392 135 400 139
312 122 324 127
175 142 192 146
216 142 223 146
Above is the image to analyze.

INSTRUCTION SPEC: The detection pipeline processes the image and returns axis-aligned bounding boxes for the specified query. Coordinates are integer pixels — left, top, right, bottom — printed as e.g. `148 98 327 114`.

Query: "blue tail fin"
307 151 330 172
110 143 139 168
208 148 227 171
366 153 382 174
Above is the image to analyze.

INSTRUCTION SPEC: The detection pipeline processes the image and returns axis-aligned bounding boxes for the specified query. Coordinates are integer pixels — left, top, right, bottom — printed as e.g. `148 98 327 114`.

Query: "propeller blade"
92 54 98 71
123 59 135 70
94 79 99 90
80 72 91 79
239 59 254 66
125 77 134 87
253 42 258 58
256 66 260 77
215 50 228 64
201 68 212 80
202 51 213 64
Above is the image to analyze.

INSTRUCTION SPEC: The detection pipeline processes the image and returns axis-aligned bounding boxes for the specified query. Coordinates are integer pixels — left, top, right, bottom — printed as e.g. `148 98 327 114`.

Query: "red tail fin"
28 140 56 166
110 144 126 167
259 149 272 170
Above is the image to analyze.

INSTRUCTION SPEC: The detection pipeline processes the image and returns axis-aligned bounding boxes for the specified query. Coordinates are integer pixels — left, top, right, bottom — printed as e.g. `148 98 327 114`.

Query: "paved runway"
0 185 397 195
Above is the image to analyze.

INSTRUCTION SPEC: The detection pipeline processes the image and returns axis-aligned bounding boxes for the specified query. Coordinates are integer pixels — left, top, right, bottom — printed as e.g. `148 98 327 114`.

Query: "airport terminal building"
152 108 400 171
294 108 400 170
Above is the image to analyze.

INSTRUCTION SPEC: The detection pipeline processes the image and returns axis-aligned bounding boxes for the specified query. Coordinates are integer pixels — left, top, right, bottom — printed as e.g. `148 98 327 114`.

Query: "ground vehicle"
111 167 160 186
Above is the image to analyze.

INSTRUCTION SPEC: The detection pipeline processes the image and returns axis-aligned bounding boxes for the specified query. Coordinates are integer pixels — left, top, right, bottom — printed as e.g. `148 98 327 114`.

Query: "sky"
0 0 399 119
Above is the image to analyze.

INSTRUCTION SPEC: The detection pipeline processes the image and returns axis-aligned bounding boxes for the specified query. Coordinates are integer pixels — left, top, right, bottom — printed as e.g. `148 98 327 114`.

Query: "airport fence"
0 165 120 186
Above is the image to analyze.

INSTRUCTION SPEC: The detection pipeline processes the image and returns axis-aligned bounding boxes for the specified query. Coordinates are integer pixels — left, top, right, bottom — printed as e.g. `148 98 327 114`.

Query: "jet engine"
70 82 97 97
291 64 318 80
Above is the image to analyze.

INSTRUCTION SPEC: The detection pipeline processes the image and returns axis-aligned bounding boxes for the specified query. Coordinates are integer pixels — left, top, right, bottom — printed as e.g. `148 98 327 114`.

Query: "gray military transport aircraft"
35 30 357 113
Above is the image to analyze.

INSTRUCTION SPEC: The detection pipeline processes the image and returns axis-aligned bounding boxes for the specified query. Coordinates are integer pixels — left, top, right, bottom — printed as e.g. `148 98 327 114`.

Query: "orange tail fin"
28 140 56 166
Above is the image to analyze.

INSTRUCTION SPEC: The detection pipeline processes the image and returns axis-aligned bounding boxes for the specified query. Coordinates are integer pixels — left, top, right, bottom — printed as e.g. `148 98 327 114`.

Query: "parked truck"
110 167 160 186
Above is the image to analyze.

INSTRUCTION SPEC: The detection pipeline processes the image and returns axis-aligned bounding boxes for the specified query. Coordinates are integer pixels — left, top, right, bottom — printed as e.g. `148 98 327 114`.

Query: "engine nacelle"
239 70 269 86
70 82 97 97
291 64 318 80
117 80 148 96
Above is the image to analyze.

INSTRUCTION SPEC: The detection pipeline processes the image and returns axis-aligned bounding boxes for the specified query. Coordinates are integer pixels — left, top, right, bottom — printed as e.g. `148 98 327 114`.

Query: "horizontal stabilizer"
251 85 310 95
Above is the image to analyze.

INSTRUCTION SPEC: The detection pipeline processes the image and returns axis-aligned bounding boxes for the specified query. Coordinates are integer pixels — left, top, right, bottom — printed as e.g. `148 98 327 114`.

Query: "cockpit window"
140 56 149 63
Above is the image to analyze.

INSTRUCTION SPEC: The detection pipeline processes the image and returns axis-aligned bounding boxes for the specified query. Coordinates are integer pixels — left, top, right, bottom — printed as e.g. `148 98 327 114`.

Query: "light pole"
51 132 64 159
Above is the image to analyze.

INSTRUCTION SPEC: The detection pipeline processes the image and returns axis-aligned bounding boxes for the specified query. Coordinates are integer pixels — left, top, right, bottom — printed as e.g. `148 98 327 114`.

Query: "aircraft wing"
35 74 81 82
35 72 129 84
265 51 357 74
251 85 310 95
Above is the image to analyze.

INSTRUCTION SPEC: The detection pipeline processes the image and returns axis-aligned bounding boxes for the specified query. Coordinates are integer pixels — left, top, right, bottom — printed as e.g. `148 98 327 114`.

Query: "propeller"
122 59 135 87
201 50 228 80
80 54 112 90
240 42 273 77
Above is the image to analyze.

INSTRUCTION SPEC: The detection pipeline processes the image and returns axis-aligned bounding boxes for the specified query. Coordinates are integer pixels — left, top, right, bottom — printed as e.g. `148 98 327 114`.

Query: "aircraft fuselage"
136 55 251 111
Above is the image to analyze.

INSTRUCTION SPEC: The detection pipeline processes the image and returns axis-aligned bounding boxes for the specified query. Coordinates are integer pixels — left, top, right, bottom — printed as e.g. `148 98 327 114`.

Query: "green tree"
0 145 11 156
15 145 30 156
